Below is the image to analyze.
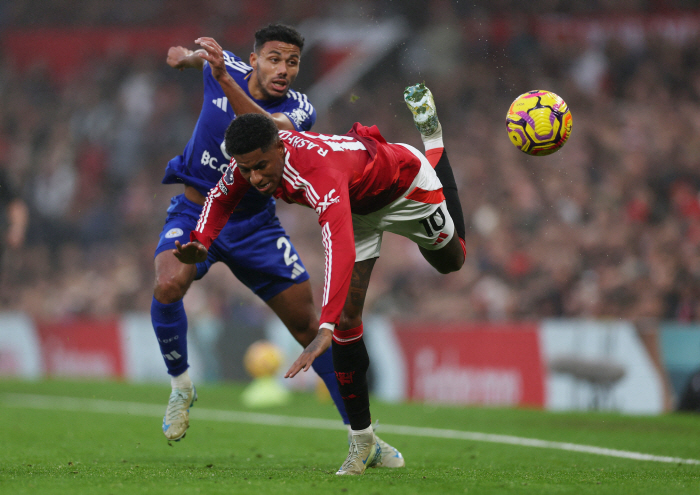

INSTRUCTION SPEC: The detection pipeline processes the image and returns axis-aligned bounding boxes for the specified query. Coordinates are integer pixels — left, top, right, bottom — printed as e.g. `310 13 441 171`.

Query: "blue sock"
151 296 189 377
312 347 350 424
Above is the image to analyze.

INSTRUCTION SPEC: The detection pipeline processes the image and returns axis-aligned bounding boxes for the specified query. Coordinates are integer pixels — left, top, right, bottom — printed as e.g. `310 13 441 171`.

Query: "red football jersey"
192 123 422 327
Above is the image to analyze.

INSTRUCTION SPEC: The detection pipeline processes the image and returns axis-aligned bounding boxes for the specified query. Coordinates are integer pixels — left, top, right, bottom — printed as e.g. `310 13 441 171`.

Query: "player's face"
234 140 285 196
249 41 301 99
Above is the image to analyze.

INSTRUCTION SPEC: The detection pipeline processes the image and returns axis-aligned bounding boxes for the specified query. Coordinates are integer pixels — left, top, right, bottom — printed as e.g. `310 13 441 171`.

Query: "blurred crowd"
2 0 700 324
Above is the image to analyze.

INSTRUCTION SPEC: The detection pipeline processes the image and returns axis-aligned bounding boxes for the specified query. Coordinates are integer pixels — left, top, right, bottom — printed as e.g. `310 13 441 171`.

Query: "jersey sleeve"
314 177 356 328
190 164 250 248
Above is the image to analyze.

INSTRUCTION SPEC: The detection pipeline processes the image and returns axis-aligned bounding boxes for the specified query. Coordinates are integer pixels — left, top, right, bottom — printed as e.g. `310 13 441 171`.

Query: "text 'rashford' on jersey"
161 50 316 216
191 123 422 327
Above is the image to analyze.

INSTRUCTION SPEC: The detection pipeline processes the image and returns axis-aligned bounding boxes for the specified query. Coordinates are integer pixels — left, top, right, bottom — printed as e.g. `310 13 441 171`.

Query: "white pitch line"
3 393 699 465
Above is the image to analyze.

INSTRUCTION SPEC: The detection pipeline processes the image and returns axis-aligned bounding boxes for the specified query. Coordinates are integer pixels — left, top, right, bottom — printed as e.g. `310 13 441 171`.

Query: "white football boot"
370 435 405 468
348 423 406 468
336 429 382 475
162 384 197 441
403 82 442 139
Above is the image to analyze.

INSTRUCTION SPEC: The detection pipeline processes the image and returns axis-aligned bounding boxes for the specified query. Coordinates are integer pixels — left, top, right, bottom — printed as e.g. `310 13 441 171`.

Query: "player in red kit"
175 87 466 475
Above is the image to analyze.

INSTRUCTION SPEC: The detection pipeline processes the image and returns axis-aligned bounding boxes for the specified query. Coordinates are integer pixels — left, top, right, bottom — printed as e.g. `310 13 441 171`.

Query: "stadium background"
2 0 700 414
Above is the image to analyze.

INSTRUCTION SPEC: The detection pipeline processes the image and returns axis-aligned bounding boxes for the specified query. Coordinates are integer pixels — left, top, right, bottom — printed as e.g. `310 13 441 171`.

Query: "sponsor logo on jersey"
165 228 184 239
315 189 341 215
212 97 228 111
201 149 220 171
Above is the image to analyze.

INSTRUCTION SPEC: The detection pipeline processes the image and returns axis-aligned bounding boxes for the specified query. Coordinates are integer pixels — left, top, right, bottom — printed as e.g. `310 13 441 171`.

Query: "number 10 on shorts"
419 206 446 237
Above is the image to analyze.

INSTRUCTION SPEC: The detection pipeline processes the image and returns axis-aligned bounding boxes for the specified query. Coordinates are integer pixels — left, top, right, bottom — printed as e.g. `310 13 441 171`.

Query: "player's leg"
334 258 382 475
264 280 317 347
333 216 405 475
223 210 352 425
419 233 464 273
152 195 205 441
153 250 198 441
153 250 197 376
265 279 350 425
380 145 465 274
335 258 376 430
404 83 467 249
269 272 404 471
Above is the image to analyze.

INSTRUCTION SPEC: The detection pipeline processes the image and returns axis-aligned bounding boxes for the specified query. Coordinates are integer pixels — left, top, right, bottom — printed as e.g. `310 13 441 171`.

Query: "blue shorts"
155 194 309 301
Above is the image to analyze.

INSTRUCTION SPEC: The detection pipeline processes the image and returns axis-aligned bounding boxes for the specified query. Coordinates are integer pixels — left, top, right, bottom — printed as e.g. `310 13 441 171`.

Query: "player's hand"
195 37 227 81
173 240 208 264
167 46 193 70
284 328 333 378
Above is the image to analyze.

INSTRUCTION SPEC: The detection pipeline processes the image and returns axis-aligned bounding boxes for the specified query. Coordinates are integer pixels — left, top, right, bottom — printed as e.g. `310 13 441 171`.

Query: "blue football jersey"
162 51 316 214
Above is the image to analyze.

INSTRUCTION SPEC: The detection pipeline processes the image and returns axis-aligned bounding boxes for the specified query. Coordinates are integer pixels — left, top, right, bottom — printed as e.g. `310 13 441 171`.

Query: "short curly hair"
224 113 279 156
254 24 304 53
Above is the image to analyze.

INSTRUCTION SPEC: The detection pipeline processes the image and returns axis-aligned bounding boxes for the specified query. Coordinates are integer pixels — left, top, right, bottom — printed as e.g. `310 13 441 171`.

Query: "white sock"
351 424 373 436
422 124 444 151
171 370 192 390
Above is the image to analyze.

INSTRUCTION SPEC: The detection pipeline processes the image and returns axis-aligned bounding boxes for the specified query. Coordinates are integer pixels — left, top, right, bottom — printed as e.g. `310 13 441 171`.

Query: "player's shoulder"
280 131 339 172
203 50 251 76
281 89 316 131
285 88 313 108
223 50 252 74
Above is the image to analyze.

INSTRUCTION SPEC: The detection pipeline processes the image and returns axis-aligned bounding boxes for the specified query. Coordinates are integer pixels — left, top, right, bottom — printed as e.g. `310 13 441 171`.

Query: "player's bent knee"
153 278 189 304
292 324 319 347
338 314 363 332
436 252 465 274
435 261 462 274
153 253 196 304
420 241 464 274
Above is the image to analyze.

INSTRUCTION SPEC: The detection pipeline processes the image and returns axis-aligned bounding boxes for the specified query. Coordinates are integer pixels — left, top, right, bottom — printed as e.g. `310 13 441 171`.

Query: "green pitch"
1 379 699 494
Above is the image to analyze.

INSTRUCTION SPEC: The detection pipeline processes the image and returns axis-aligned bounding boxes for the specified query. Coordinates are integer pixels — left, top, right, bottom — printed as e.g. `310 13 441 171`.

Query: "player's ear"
249 51 258 68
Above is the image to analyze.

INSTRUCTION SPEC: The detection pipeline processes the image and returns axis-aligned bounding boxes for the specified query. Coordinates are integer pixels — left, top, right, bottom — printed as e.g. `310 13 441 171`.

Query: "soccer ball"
506 90 572 156
243 340 284 378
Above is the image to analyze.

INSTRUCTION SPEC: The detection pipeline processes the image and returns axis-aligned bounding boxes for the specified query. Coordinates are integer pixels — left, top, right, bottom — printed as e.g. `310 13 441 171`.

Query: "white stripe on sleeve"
321 222 332 307
195 190 221 233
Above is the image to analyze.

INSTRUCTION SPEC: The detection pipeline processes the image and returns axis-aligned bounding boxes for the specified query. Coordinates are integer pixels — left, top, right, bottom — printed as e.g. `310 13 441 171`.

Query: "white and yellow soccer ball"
506 90 572 156
243 340 284 378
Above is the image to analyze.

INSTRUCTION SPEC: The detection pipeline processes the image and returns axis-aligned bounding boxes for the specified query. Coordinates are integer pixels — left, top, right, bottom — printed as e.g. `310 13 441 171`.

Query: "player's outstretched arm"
194 36 296 130
284 328 333 378
167 46 205 71
173 240 208 264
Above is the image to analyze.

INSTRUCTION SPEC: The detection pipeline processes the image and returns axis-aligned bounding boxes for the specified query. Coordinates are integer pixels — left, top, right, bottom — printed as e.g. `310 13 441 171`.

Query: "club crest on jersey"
315 189 340 215
287 108 309 128
165 228 184 239
223 165 236 186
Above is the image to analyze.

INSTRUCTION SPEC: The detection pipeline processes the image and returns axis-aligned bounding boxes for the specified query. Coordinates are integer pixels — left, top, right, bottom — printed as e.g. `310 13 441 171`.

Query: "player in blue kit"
152 25 404 468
